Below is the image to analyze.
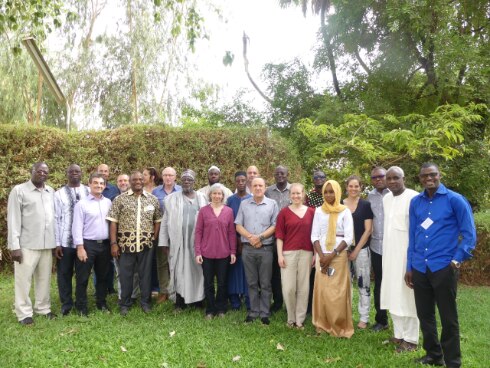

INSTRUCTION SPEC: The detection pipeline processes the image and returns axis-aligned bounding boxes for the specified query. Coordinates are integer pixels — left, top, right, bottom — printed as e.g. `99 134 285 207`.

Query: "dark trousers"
307 265 315 314
119 247 154 308
271 245 283 309
75 240 111 311
371 251 388 325
57 247 77 311
413 265 461 368
202 256 229 315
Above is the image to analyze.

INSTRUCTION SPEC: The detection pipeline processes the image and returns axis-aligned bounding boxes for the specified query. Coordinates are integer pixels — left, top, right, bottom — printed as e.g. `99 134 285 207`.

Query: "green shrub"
461 211 490 285
0 124 302 266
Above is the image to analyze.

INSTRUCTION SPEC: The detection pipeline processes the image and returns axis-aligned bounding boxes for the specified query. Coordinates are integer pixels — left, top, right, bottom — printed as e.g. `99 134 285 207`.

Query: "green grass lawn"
0 272 488 368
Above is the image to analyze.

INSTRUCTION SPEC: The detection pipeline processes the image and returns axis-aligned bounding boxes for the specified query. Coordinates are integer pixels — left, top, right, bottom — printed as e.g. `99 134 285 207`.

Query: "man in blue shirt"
405 163 476 368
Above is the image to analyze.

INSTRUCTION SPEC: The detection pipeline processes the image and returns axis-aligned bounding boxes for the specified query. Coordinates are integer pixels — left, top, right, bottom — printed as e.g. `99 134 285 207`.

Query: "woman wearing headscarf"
311 180 354 338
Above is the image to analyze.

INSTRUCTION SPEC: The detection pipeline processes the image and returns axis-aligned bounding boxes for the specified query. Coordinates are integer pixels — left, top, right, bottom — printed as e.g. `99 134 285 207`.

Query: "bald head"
97 164 110 181
246 166 259 186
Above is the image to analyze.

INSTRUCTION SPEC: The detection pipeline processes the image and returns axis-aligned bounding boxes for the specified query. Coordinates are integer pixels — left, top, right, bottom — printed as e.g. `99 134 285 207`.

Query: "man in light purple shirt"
72 173 112 316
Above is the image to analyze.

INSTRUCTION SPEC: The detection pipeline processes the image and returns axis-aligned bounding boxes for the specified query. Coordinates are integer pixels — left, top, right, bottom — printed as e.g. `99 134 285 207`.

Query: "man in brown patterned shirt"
107 171 162 315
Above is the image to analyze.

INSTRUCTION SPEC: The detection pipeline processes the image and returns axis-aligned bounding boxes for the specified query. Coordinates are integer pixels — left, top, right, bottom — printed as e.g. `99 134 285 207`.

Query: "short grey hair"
387 166 405 177
208 183 225 203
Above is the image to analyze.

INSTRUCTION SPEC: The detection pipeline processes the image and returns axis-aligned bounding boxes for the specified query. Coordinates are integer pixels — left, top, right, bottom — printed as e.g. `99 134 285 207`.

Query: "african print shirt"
305 189 323 208
106 190 162 253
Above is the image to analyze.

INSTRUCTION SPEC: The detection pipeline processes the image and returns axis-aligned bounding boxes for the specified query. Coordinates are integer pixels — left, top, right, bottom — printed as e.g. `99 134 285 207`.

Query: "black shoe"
120 307 129 316
78 309 89 317
371 322 389 332
45 312 57 320
261 317 270 325
19 317 34 325
244 316 255 323
97 303 110 312
415 355 445 366
61 308 72 316
141 305 152 314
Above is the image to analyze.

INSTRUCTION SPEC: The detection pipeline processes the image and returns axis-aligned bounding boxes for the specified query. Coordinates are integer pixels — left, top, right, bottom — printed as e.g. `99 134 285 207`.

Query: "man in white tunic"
159 169 207 309
381 166 419 352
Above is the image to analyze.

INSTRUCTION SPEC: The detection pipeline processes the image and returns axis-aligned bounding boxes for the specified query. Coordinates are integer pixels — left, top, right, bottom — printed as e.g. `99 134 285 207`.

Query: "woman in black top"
343 175 373 329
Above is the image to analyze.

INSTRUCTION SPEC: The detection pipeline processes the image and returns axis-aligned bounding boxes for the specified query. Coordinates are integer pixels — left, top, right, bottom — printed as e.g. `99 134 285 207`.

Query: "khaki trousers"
14 248 53 320
280 250 312 325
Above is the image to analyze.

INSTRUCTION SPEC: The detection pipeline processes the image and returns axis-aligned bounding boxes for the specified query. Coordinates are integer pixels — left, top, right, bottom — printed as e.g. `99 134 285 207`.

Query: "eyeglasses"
420 172 438 179
313 175 326 180
371 175 386 180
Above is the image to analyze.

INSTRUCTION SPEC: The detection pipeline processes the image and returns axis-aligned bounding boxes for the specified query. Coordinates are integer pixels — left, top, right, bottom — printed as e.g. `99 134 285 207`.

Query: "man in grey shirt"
367 166 390 331
265 165 291 312
7 162 57 325
236 177 279 325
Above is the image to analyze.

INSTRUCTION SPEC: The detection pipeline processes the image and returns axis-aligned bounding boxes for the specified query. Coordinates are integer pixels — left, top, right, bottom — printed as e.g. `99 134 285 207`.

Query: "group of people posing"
7 161 476 368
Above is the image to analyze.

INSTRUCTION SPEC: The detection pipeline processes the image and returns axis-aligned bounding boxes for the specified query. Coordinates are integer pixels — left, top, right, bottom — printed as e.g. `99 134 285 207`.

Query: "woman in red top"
195 183 237 319
276 183 315 328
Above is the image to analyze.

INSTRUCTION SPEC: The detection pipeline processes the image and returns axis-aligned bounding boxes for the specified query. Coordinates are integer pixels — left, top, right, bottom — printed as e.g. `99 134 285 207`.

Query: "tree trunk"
319 0 342 98
242 32 273 105
36 71 43 126
127 0 138 125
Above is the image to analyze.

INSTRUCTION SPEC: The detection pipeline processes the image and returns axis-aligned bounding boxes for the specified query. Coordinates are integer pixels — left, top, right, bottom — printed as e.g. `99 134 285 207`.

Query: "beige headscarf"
321 180 346 251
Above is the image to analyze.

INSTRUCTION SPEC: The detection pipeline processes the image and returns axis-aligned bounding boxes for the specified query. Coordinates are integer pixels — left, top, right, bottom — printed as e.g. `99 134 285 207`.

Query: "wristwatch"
259 234 265 241
334 249 340 256
451 260 461 269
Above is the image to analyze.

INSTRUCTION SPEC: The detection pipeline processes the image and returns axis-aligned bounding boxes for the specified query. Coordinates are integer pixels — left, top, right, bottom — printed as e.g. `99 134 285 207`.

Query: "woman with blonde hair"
276 183 315 329
311 180 354 337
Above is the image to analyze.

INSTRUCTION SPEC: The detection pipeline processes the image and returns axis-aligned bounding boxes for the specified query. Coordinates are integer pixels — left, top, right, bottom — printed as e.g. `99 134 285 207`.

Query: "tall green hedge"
0 124 303 265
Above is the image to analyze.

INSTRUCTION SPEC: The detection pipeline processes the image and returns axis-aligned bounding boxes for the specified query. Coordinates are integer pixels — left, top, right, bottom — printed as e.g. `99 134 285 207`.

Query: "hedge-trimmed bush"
0 124 302 266
461 211 490 285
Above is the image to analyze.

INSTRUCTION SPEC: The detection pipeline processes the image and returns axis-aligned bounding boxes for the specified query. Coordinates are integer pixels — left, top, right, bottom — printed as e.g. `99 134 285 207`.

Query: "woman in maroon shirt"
276 183 315 328
195 183 237 319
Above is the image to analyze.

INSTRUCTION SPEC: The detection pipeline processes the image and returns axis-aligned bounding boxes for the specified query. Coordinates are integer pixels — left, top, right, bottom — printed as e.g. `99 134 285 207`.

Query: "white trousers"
391 312 420 344
14 248 52 320
354 247 371 323
280 250 312 325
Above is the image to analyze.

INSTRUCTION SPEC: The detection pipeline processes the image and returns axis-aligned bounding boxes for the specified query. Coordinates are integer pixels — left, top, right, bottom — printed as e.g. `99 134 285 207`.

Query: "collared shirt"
72 193 112 245
235 196 279 245
107 190 162 253
102 183 120 201
368 188 390 255
152 184 182 212
305 189 324 208
7 180 56 250
407 184 476 273
265 182 292 210
55 184 89 248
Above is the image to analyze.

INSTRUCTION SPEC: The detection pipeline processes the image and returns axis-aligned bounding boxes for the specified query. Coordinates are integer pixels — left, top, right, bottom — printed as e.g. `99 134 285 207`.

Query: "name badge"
420 217 433 230
144 205 155 212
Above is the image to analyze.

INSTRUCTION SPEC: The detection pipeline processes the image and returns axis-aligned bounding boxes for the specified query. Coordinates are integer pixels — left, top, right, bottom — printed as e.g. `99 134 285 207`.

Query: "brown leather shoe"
396 340 418 353
156 294 168 304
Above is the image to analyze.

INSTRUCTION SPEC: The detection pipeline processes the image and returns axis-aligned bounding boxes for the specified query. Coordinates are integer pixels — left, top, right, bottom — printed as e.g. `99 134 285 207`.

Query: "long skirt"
312 251 354 338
